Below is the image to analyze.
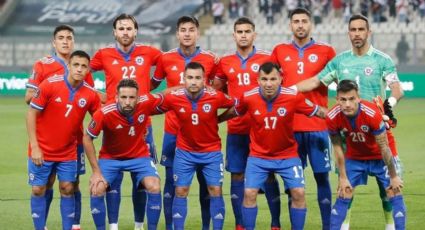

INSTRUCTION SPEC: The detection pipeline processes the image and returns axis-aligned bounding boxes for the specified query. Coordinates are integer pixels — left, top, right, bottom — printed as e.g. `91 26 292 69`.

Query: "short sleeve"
295 93 318 117
214 59 227 81
381 57 399 85
86 110 104 138
29 81 50 110
90 50 103 71
156 93 172 113
218 91 235 109
152 55 165 82
150 47 162 66
85 72 95 87
234 94 247 116
27 61 44 89
318 58 338 86
89 92 101 116
326 111 339 135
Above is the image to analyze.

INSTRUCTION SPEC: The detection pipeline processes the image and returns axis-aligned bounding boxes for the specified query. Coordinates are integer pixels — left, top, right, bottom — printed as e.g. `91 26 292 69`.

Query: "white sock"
109 223 118 230
71 225 80 229
341 223 350 230
385 224 395 230
134 222 144 229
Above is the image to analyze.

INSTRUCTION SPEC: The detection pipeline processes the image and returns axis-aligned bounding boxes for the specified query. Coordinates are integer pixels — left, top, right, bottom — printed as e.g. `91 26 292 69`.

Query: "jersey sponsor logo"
229 68 235 73
171 65 178 71
78 98 87 108
138 114 145 123
360 125 369 132
284 56 291 61
179 107 186 113
277 107 287 116
251 63 260 72
203 103 212 113
55 97 62 103
308 54 318 63
364 67 374 76
112 59 119 65
116 124 123 129
254 110 261 115
135 56 144 65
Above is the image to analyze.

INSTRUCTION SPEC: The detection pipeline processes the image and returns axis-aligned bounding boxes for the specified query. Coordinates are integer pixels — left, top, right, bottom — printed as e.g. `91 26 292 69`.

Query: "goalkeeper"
293 14 404 230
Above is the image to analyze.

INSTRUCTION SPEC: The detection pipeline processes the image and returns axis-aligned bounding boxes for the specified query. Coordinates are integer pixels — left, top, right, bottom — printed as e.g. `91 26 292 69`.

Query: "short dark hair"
185 61 205 73
177 15 199 29
259 62 280 75
117 78 139 92
349 14 369 30
53 24 74 37
70 50 90 62
337 80 359 93
290 8 311 20
233 17 255 31
113 13 139 30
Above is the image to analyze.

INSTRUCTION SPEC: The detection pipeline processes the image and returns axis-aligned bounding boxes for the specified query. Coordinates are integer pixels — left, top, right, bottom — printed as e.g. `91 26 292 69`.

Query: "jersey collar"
115 43 136 62
292 38 315 58
52 54 69 77
116 102 135 124
236 46 256 69
346 102 362 129
177 46 201 65
184 88 205 110
64 74 84 101
350 44 374 56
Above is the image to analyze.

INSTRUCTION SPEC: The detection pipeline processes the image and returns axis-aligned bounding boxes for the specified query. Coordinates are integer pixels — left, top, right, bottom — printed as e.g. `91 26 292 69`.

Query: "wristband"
388 96 397 108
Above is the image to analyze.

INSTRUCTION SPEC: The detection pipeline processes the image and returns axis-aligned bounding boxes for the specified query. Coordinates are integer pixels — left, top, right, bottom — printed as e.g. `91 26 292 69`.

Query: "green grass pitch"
0 97 424 229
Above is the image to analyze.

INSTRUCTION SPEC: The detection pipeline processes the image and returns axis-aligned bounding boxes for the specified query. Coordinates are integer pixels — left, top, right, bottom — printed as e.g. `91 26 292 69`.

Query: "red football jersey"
152 47 218 135
87 94 162 159
235 87 318 160
215 48 271 134
91 43 161 100
157 88 235 152
27 55 94 89
271 40 335 131
326 100 397 160
29 75 101 161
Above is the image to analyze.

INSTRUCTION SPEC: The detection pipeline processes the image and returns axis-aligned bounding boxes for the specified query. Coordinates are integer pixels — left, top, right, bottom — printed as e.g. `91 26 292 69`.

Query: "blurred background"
0 0 424 95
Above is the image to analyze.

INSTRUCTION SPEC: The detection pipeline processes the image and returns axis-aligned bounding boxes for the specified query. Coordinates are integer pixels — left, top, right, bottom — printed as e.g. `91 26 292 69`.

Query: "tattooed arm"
375 131 403 193
330 133 353 198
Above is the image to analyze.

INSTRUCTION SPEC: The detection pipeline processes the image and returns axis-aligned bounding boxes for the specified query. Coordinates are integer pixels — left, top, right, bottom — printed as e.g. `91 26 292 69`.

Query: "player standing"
295 14 404 230
25 25 97 230
90 13 161 230
219 62 327 230
326 80 406 230
84 79 162 230
213 17 281 230
270 8 336 230
151 16 217 230
156 62 235 230
26 50 100 230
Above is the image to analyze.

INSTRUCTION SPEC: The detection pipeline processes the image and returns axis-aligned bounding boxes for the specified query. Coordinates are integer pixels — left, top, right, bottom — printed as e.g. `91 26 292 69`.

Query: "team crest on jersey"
135 56 144 65
308 54 318 63
277 107 287 116
364 67 374 76
138 114 145 123
173 174 178 182
78 98 87 108
360 125 369 132
29 173 35 181
251 63 260 72
203 103 212 113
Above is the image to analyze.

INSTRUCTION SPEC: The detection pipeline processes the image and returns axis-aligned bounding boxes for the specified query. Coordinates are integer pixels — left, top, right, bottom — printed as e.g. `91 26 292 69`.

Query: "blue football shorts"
295 131 331 173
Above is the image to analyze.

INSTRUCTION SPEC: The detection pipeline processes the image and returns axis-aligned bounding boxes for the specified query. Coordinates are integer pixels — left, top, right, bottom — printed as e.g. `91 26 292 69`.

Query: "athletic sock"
31 195 46 230
330 197 351 230
146 192 162 230
210 196 225 230
60 195 75 230
264 179 281 228
314 172 332 230
290 207 307 230
90 195 106 230
242 206 257 230
230 180 244 226
172 197 187 230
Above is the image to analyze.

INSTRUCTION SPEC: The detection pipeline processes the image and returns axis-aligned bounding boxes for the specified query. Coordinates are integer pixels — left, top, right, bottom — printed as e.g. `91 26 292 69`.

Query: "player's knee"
386 188 402 198
144 177 161 193
207 185 222 196
59 182 74 196
175 186 189 197
231 173 244 181
32 186 47 197
243 188 258 207
289 188 306 208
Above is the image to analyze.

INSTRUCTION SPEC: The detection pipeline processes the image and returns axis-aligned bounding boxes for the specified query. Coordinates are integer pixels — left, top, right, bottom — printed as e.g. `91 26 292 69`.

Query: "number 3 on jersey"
297 61 304 74
122 66 136 79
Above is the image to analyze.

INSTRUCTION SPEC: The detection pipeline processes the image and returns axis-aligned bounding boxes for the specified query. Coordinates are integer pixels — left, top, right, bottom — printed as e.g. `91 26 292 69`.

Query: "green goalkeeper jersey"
318 45 399 101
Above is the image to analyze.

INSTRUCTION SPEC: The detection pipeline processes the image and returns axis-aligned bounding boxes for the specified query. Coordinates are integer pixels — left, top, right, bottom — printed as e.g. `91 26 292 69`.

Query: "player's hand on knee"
89 173 107 196
387 176 403 195
31 148 44 166
337 178 353 199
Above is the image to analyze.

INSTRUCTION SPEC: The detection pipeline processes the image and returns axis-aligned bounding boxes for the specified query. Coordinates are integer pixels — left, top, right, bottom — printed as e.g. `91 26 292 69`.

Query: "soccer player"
270 8 336 230
295 14 404 230
219 62 327 230
27 50 100 230
151 16 217 230
213 17 281 230
84 79 162 230
156 62 235 230
326 80 406 230
25 25 98 230
90 13 161 230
